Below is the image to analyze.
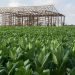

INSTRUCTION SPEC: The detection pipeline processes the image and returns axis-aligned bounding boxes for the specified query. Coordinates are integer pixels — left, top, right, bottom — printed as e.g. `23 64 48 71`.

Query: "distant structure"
0 5 65 26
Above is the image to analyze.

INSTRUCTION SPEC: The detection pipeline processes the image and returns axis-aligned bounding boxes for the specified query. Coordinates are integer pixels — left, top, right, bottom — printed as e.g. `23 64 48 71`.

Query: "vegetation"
0 26 75 75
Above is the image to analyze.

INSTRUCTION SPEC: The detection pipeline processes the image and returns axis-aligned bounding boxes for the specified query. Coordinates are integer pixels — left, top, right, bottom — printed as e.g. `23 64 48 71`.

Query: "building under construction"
0 5 65 26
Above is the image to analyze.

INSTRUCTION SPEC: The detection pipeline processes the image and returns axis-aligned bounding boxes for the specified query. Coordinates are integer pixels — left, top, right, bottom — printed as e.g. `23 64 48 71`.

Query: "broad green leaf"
70 68 75 75
53 54 58 65
43 69 50 75
42 53 50 68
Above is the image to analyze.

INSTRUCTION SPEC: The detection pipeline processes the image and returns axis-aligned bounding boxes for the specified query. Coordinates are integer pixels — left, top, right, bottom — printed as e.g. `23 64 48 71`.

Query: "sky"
0 0 75 25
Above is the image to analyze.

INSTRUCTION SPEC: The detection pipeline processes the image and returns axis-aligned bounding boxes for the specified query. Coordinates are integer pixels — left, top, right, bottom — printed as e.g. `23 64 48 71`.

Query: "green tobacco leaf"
15 67 32 75
60 50 70 70
52 54 58 65
63 50 69 62
70 68 75 75
8 62 19 75
43 69 50 75
0 67 8 75
38 46 46 64
24 59 31 70
42 53 50 68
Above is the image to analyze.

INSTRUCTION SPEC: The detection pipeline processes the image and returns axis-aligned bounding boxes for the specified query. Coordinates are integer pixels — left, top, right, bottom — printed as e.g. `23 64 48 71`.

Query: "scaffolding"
0 5 65 26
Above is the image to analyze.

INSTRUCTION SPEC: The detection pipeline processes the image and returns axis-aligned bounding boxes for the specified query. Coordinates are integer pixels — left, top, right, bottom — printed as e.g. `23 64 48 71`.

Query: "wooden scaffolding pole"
51 16 52 26
63 16 65 26
60 16 62 26
37 16 38 26
47 16 49 26
2 13 6 25
22 16 23 26
58 16 59 26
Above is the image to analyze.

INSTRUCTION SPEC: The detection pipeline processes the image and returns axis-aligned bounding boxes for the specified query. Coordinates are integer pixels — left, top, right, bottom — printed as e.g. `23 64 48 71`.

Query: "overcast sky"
0 0 75 25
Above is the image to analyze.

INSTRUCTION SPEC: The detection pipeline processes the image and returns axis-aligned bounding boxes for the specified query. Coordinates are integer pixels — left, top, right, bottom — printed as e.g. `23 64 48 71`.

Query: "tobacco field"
0 26 75 75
